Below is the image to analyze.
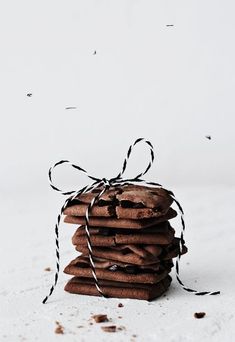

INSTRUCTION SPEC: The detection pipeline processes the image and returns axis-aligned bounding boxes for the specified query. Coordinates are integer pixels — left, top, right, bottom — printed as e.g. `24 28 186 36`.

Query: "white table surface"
1 185 235 342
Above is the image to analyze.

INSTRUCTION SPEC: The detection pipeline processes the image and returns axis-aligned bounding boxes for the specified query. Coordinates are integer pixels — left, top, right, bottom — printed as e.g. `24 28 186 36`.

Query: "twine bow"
42 138 220 304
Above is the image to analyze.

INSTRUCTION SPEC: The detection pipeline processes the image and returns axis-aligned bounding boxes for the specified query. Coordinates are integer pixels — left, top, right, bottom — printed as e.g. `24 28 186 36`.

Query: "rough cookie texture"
71 223 175 246
64 185 173 220
64 207 177 228
64 275 172 301
64 255 173 284
74 238 187 265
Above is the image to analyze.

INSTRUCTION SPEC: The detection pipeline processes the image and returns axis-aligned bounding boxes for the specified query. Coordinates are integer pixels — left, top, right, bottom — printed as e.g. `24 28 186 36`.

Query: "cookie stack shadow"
63 185 187 301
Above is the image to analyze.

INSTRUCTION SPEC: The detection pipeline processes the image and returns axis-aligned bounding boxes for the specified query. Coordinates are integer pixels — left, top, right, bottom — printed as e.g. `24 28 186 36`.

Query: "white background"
1 0 235 191
0 1 235 341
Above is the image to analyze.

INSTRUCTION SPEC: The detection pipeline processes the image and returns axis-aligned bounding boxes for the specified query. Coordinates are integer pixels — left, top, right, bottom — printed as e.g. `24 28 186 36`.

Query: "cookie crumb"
101 325 116 333
118 303 124 308
54 321 64 334
44 267 51 271
92 314 109 323
194 312 206 319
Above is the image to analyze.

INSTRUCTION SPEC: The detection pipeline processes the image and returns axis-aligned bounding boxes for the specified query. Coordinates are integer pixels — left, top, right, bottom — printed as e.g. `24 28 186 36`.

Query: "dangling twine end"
211 291 221 295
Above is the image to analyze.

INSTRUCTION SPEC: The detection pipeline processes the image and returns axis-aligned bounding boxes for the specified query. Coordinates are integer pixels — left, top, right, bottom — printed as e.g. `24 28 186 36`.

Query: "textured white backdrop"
0 1 235 341
0 0 235 193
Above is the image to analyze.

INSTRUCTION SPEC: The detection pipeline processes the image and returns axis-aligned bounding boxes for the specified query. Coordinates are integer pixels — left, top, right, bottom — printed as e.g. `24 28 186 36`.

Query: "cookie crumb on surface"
194 312 206 319
54 321 64 334
101 325 117 333
118 303 124 307
44 267 51 271
92 314 109 323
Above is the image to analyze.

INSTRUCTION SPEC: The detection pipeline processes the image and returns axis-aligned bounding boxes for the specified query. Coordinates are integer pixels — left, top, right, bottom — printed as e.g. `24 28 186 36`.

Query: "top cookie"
64 184 173 220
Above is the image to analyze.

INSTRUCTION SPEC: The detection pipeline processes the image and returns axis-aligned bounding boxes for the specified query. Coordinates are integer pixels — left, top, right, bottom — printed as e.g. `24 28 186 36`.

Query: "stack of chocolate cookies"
63 185 187 301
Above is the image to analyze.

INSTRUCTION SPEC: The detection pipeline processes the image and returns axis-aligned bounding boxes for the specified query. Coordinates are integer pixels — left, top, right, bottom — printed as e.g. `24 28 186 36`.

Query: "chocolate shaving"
194 312 206 319
101 325 116 332
92 314 109 323
44 267 51 271
54 321 64 334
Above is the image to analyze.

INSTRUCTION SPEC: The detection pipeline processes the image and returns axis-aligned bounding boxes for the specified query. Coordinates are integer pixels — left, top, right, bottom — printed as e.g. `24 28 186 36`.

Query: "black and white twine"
42 138 220 303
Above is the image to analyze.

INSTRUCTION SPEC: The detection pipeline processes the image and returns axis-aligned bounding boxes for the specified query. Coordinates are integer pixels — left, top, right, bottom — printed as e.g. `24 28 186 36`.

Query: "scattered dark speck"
65 107 77 110
205 135 212 140
166 24 174 27
93 50 97 55
194 312 206 319
27 93 32 97
44 267 51 272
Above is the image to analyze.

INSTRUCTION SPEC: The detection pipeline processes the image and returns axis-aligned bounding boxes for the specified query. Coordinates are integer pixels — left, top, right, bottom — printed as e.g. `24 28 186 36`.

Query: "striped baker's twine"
42 138 220 304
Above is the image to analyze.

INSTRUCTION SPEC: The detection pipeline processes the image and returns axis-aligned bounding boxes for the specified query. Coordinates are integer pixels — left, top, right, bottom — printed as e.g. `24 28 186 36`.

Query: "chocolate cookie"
64 203 169 220
75 244 162 265
64 275 172 301
64 255 173 284
64 207 177 229
64 184 173 220
71 223 175 246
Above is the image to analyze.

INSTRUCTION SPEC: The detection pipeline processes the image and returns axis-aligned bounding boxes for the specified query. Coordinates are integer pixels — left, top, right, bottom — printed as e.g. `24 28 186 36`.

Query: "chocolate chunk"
101 325 117 332
92 314 109 323
120 200 145 208
194 312 206 319
44 267 51 271
99 228 114 236
76 262 89 268
124 265 138 274
118 303 124 307
54 321 64 334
